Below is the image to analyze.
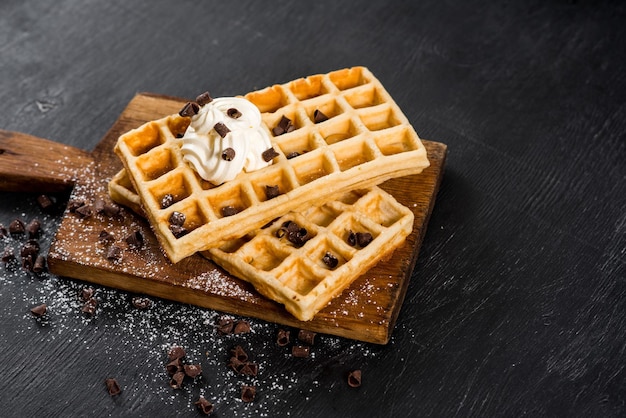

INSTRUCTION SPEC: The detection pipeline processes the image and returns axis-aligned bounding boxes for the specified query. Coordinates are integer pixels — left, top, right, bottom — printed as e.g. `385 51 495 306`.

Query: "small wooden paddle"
0 93 447 344
0 129 93 193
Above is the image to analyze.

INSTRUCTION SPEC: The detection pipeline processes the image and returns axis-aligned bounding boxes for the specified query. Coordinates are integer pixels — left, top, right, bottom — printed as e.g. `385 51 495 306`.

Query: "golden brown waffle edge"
108 168 414 321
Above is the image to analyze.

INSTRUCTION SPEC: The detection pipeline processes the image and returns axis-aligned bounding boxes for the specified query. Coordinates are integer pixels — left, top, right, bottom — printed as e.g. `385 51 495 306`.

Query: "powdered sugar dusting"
185 270 256 300
2 191 387 416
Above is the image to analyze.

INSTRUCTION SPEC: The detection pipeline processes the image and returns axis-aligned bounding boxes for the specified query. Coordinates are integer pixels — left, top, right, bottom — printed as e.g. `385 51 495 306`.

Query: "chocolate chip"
36 194 55 212
184 364 202 378
30 303 47 317
313 109 329 123
179 101 200 117
262 147 279 162
347 231 357 246
276 220 310 247
194 396 214 415
33 255 46 273
131 296 152 310
81 298 98 316
322 252 339 269
169 371 185 389
20 240 40 259
160 194 174 209
279 220 295 233
169 224 188 238
276 115 291 131
348 231 373 248
106 244 122 261
169 211 186 226
105 378 122 396
240 362 258 377
21 242 39 272
228 356 245 374
77 198 113 218
230 345 248 362
347 369 362 387
220 206 239 217
241 385 256 403
98 230 115 243
216 316 234 335
166 358 182 376
265 185 280 200
168 346 186 361
222 147 236 161
227 107 242 118
8 219 25 235
227 346 258 376
233 320 251 334
297 329 317 346
286 151 301 159
94 198 106 214
227 353 258 375
80 287 94 302
291 345 310 358
26 219 41 238
1 247 15 263
356 232 373 247
75 204 93 219
67 199 85 213
214 122 231 138
273 115 294 136
295 229 310 242
195 91 213 106
22 255 34 271
277 329 290 347
125 230 144 248
103 203 120 217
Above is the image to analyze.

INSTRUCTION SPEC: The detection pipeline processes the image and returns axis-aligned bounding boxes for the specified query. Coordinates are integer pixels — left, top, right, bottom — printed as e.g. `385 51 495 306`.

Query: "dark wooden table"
1 1 624 416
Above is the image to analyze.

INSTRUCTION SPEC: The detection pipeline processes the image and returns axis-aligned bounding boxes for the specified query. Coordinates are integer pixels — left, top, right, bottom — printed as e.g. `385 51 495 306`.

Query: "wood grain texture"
0 130 92 192
47 93 447 344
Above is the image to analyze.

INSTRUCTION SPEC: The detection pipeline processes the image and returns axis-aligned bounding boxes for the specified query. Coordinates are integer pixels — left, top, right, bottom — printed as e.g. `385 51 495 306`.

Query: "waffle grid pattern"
206 187 414 321
114 67 428 262
109 170 414 321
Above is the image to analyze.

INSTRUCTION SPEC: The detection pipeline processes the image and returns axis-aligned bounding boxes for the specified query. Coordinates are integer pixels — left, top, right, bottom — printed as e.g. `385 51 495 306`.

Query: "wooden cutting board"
2 93 446 344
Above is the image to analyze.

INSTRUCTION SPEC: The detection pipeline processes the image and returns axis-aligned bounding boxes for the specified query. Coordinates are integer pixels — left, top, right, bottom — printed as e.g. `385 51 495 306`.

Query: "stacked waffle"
110 67 429 321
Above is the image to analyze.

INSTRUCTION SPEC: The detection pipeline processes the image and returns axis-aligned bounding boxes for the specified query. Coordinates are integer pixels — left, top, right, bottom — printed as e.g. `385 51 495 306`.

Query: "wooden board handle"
0 130 93 193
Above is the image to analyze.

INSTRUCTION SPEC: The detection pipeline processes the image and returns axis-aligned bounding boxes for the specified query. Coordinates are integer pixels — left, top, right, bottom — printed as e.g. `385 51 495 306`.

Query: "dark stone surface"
1 0 624 416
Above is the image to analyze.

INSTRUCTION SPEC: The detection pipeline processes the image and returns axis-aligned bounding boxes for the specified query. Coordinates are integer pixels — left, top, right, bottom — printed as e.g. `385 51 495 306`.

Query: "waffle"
114 67 429 262
108 169 144 216
108 169 414 321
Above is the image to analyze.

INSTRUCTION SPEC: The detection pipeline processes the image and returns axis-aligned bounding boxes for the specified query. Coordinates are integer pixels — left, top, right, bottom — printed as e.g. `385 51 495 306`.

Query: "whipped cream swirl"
180 97 274 185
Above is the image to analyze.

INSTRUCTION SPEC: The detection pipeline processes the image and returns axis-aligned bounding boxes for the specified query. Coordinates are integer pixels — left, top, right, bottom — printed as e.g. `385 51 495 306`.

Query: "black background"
1 1 625 417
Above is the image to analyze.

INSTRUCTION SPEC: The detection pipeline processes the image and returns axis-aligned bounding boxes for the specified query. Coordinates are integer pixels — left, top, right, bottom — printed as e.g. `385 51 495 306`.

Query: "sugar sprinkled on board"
185 270 256 301
1 189 387 417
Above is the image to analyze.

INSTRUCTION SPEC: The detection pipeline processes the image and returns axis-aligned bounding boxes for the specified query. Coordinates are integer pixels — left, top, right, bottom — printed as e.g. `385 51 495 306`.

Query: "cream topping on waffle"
180 97 273 184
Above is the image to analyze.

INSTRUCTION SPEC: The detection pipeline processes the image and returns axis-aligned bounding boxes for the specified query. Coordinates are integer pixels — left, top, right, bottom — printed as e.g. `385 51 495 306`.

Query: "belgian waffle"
108 169 144 215
108 169 414 321
114 67 429 262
